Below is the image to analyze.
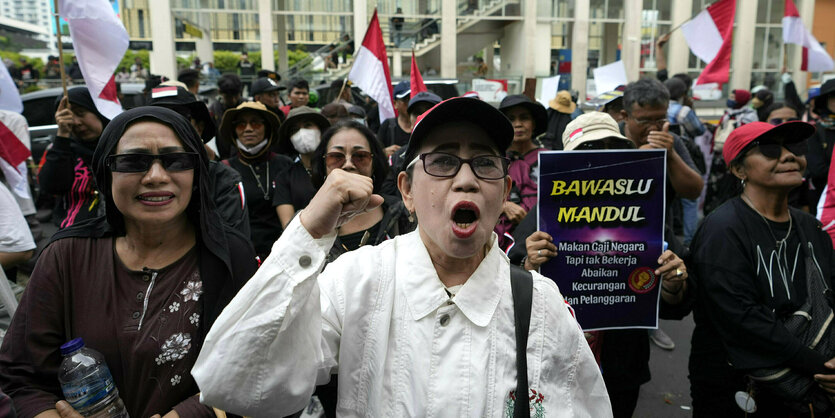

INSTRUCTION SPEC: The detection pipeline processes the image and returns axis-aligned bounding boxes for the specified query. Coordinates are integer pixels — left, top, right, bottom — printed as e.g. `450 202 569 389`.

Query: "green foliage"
213 50 241 73
176 54 195 70
286 48 310 68
0 51 44 72
118 50 149 72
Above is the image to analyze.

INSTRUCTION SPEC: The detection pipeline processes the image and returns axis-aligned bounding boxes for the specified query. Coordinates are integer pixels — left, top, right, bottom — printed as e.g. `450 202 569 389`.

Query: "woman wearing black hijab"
0 107 258 418
40 87 110 229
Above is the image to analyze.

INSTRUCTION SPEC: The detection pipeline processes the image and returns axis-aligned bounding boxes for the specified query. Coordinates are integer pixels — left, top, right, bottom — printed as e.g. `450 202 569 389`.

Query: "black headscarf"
53 87 112 160
51 106 232 272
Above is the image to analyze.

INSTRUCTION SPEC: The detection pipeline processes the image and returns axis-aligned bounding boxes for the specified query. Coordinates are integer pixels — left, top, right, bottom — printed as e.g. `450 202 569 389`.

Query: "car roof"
21 83 146 102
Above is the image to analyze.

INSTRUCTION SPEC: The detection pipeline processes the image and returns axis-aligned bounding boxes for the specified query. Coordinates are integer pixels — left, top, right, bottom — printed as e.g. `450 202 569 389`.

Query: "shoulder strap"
510 264 533 418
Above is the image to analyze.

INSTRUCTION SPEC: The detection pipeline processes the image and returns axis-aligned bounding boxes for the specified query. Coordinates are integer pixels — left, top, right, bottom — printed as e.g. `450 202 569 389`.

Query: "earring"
408 211 415 223
741 178 747 188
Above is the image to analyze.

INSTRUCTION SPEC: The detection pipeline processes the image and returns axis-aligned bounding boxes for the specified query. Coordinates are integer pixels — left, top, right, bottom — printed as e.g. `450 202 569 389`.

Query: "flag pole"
52 0 68 99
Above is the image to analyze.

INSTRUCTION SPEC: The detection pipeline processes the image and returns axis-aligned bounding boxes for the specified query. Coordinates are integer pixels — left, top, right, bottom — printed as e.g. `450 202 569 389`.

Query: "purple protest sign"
537 150 666 331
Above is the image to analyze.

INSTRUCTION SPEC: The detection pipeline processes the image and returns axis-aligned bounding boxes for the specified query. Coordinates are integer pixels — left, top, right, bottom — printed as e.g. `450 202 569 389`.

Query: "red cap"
722 121 815 165
732 89 751 106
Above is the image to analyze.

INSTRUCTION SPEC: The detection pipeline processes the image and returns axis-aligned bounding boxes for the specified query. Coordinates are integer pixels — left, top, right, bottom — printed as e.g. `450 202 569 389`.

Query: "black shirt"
272 160 317 213
689 197 832 389
225 154 292 258
377 117 411 148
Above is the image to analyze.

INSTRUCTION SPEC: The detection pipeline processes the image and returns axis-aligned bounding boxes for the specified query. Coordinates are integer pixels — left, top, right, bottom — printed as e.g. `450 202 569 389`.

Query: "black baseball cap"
150 86 216 142
406 97 513 163
251 77 285 95
408 91 442 114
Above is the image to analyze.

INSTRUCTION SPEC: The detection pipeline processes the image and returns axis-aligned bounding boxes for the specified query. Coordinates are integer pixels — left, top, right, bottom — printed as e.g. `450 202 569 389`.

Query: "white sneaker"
649 328 675 350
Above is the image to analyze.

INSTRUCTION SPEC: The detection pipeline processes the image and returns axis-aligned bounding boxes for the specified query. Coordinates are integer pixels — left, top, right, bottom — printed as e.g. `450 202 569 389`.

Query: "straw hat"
218 101 282 146
549 90 577 114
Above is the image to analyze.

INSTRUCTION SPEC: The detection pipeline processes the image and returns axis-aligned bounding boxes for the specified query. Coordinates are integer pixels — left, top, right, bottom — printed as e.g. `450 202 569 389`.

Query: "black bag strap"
510 264 533 418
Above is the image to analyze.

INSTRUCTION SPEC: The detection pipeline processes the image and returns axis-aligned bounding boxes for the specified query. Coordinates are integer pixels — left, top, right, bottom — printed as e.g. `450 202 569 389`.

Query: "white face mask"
290 128 321 154
236 138 269 155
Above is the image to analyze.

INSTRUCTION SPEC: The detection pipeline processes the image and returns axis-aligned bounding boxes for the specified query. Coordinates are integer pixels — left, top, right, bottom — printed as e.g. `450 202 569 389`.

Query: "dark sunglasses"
750 139 807 159
234 120 264 131
575 138 635 150
324 150 373 167
106 152 198 173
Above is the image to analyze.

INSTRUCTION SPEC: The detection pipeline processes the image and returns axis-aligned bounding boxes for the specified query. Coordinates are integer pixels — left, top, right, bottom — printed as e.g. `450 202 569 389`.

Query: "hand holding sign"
524 231 557 271
300 169 384 239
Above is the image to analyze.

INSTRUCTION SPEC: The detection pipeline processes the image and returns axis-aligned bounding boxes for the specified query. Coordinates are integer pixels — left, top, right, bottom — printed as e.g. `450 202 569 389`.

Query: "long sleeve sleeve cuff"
173 393 216 417
786 345 830 376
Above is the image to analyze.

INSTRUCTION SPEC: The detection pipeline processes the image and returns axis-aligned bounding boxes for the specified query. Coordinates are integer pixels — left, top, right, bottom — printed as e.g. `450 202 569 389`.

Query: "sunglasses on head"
106 152 198 173
325 150 373 167
749 139 807 159
234 120 264 131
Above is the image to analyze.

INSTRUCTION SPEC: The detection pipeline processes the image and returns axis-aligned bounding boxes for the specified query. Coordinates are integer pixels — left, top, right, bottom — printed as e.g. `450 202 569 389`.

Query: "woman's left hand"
814 358 835 399
55 401 82 418
655 250 687 301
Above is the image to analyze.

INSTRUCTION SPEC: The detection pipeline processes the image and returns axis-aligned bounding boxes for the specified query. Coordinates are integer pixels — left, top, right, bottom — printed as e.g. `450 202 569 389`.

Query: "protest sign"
537 150 666 330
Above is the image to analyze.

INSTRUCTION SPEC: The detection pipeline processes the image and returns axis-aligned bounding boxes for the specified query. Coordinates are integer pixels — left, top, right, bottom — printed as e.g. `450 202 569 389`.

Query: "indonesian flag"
59 0 129 120
0 120 31 199
783 0 834 72
348 9 395 122
681 0 736 85
0 63 22 113
410 50 427 99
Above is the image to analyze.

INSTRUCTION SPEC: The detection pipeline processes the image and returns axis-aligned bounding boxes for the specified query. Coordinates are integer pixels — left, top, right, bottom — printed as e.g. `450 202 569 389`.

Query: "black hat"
406 97 513 163
257 69 281 81
815 79 835 116
276 106 331 156
498 94 548 137
251 77 285 96
407 91 442 114
149 86 216 143
393 80 410 100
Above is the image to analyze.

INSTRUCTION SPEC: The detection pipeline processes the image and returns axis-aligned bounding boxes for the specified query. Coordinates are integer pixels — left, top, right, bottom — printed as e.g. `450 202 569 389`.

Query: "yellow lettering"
557 206 576 222
551 180 566 196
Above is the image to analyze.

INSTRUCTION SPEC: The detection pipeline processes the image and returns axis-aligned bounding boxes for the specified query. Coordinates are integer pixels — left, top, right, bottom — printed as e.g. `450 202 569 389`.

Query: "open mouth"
451 201 480 238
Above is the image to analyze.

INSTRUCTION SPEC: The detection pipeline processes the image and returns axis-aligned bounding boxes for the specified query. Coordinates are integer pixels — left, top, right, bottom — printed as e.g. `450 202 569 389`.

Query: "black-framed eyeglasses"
574 138 635 150
324 150 373 167
106 152 198 173
409 152 509 180
633 117 667 127
750 139 807 159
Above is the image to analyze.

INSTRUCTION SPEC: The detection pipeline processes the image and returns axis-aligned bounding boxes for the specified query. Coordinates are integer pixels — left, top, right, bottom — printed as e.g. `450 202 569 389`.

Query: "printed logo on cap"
152 86 178 99
567 128 583 144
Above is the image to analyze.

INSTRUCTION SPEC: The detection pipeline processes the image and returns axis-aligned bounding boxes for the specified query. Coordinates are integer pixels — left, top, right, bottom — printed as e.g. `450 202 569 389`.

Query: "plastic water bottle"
58 338 129 418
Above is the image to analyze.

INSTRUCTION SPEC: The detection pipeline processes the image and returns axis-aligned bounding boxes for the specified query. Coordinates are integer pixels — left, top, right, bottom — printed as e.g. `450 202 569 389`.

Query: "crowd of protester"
2 36 835 417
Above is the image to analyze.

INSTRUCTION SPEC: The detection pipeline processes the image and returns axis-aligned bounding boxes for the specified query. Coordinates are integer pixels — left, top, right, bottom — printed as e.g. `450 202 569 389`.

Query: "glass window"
538 0 574 19
273 0 352 13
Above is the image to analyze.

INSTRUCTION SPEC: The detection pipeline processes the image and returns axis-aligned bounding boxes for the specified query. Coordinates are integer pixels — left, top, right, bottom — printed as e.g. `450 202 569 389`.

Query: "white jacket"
193 218 611 417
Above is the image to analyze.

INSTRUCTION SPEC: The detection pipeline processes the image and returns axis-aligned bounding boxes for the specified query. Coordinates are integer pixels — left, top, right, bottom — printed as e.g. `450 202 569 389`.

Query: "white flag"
59 0 129 120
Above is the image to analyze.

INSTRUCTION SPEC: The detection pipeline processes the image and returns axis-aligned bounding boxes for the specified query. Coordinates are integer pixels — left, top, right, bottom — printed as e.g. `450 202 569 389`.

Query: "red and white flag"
348 9 394 122
410 50 427 98
59 0 128 120
783 0 834 72
0 119 31 200
681 0 736 85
